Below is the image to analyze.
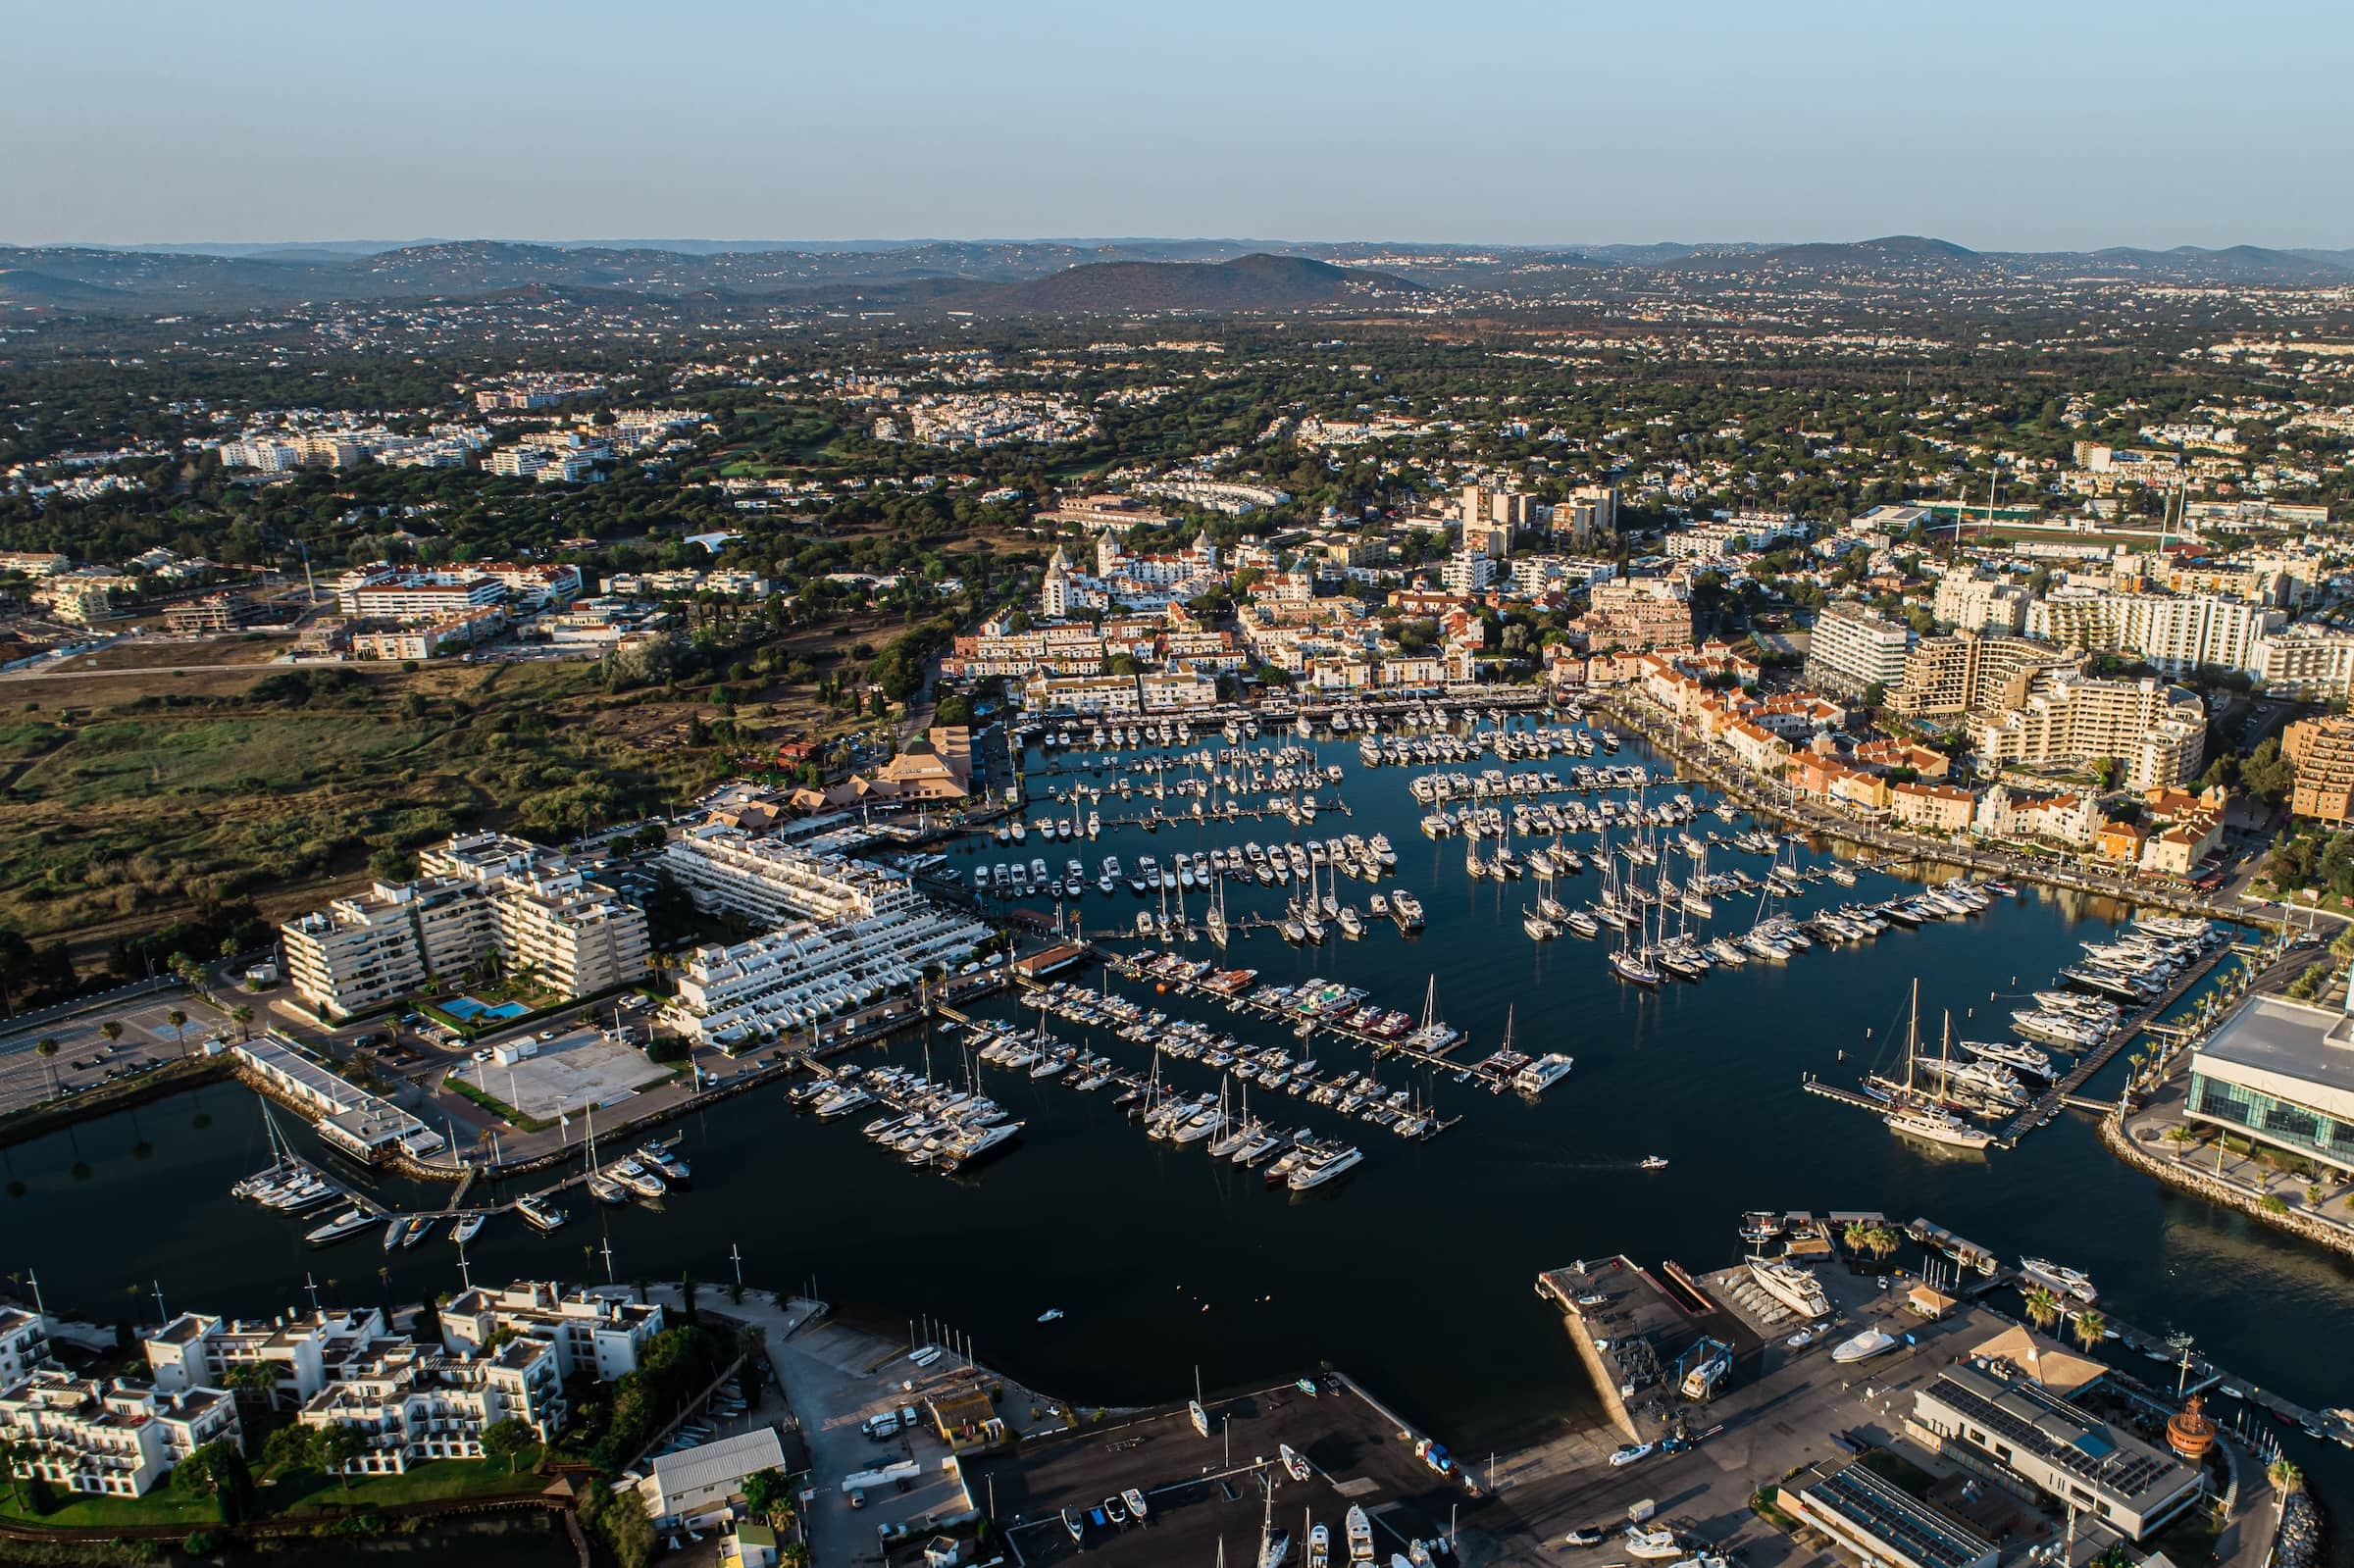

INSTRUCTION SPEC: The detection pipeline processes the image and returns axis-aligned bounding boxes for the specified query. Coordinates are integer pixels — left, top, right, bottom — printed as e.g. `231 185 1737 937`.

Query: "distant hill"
1682 235 1982 274
2084 244 2352 283
0 268 128 304
993 253 1421 313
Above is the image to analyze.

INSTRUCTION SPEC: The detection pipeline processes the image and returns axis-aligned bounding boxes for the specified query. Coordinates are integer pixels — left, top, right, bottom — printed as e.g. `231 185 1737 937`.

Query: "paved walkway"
2120 1079 2354 1241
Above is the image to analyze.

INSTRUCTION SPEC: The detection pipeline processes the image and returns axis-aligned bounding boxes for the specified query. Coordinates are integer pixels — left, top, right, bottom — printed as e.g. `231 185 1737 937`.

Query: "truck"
840 1461 920 1496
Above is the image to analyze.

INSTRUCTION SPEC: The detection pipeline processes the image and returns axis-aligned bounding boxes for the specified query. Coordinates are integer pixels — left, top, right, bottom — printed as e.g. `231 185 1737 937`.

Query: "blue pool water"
443 995 529 1022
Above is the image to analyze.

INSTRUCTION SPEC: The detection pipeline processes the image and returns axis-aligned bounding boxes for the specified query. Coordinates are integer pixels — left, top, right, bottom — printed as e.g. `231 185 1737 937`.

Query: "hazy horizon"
10 0 2354 252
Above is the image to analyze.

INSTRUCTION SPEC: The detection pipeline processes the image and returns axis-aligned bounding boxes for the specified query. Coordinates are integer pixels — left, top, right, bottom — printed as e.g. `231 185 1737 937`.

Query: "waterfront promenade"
1602 692 2311 931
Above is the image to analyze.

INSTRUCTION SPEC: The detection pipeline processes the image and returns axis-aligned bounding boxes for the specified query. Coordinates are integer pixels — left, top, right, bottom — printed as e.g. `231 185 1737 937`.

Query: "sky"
7 0 2354 253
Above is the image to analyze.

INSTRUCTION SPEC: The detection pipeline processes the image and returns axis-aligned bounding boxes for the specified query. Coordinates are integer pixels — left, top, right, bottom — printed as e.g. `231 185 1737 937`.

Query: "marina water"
6 717 2349 1547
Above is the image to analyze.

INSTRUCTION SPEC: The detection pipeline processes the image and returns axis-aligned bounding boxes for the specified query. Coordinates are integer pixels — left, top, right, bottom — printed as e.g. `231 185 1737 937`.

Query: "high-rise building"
1804 602 1913 698
2026 590 2280 676
1968 674 2205 790
2283 714 2354 825
2254 625 2354 703
1441 549 1496 595
1893 631 2078 718
1930 570 2030 634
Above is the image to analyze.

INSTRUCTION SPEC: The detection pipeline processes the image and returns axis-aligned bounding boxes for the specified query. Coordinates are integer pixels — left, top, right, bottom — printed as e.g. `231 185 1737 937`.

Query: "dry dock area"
963 1376 1480 1568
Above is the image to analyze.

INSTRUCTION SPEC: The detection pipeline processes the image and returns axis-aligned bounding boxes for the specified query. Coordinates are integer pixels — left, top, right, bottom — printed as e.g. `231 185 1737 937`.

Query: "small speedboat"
449 1212 485 1245
1282 1442 1311 1481
1639 1155 1669 1171
1038 1308 1064 1323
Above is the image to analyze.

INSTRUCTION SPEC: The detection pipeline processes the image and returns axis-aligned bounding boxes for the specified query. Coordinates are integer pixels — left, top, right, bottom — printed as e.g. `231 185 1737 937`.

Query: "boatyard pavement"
665 1287 1058 1566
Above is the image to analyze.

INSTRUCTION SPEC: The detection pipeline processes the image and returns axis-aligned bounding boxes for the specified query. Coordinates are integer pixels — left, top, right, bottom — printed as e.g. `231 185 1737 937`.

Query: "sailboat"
1883 987 1993 1150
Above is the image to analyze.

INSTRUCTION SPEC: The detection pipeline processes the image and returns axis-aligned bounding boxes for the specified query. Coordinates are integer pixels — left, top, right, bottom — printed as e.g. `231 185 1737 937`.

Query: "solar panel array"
1931 1371 2179 1501
1807 1463 1993 1568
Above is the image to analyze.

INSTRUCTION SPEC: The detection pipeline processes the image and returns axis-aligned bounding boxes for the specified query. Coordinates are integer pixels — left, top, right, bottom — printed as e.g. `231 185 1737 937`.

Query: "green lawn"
0 1484 223 1530
269 1449 548 1514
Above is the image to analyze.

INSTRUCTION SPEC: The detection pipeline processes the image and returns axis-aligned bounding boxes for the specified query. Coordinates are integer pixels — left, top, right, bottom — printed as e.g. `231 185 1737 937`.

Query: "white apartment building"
0 1370 241 1498
1139 669 1219 710
0 1306 51 1385
281 879 493 1019
298 1337 566 1475
147 1305 392 1409
1931 570 2031 634
2026 590 2281 677
661 828 988 1046
1442 549 1497 595
439 1282 664 1384
281 836 648 1019
335 567 507 620
1969 674 2206 790
2251 624 2354 702
1805 602 1914 698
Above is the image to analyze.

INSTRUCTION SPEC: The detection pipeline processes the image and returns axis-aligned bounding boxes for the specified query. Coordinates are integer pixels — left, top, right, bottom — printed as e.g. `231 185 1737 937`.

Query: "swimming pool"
442 995 530 1022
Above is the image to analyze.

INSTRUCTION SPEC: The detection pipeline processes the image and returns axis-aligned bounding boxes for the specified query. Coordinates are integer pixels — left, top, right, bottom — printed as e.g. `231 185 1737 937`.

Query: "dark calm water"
6 717 2349 1538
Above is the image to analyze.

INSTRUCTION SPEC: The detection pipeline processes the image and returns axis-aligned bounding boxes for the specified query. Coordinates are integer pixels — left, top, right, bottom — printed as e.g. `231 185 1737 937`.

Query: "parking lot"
439 1023 675 1121
0 987 228 1115
966 1378 1477 1568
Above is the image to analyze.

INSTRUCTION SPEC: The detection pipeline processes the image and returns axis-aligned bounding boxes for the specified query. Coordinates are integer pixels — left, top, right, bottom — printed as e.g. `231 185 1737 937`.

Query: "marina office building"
662 826 992 1048
2187 988 2354 1176
1908 1361 2203 1540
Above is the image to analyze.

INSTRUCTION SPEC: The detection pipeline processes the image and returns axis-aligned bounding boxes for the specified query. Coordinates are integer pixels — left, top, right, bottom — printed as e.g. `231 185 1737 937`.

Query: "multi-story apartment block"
2025 590 2280 677
0 1307 50 1384
282 835 646 1019
335 566 508 620
164 591 262 634
146 1306 394 1408
1579 578 1691 651
1805 601 1914 699
2283 715 2354 825
1549 483 1617 544
439 1282 664 1383
1930 570 2031 634
1892 631 2078 718
1968 675 2205 790
2253 625 2354 703
281 879 493 1019
298 1336 565 1475
1441 549 1496 595
663 837 991 1049
0 1370 240 1498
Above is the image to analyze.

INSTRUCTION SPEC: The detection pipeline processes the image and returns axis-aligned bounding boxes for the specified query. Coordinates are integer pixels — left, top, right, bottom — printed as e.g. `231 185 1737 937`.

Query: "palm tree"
2268 1456 2304 1496
34 1037 59 1097
167 1008 189 1056
100 1020 123 1049
2023 1286 2064 1332
230 1004 254 1040
2164 1124 2196 1156
1842 1219 1872 1255
2072 1309 2107 1350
